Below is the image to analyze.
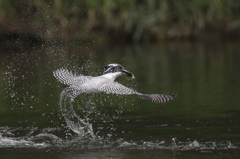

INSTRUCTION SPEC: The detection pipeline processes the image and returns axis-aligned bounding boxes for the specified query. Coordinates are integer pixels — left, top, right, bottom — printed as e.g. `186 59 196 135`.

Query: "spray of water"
59 88 95 138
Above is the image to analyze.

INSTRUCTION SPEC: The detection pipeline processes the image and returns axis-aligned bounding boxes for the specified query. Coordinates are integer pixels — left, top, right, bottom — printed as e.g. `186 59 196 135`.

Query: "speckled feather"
53 67 176 103
53 68 93 86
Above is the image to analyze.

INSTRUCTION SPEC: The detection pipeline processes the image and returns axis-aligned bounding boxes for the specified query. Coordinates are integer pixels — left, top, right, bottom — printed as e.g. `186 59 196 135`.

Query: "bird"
53 64 176 103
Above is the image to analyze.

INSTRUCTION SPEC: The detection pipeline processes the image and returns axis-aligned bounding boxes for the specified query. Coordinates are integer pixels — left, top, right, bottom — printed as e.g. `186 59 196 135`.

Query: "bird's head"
103 63 135 79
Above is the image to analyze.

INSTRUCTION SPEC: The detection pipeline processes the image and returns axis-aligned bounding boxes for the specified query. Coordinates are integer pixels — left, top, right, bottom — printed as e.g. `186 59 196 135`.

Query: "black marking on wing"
53 68 92 86
136 93 176 103
98 82 136 95
98 82 176 103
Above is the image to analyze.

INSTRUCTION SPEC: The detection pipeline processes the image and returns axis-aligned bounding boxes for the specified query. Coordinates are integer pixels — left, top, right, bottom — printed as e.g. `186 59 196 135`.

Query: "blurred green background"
1 0 240 45
1 1 240 158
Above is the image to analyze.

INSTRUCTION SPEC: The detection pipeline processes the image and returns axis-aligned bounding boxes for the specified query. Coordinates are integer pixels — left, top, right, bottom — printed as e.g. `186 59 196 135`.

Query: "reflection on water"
0 42 240 158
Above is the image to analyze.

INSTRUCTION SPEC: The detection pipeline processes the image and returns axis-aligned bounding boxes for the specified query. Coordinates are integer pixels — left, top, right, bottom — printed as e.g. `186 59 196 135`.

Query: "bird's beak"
121 70 135 80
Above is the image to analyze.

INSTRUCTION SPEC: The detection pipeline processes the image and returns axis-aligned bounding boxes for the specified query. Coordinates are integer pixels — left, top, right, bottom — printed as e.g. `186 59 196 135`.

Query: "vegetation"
0 0 240 43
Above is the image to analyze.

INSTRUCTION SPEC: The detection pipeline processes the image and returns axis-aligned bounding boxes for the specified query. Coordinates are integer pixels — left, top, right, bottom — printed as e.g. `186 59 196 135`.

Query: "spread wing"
53 68 93 86
98 82 137 95
98 82 176 103
136 93 176 103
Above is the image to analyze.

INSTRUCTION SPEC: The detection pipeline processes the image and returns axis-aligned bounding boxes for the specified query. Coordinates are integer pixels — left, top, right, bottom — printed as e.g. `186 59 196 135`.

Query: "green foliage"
0 0 240 42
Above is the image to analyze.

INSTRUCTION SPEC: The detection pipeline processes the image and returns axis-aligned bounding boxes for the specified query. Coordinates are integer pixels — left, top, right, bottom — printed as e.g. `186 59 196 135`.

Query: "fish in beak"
121 69 135 80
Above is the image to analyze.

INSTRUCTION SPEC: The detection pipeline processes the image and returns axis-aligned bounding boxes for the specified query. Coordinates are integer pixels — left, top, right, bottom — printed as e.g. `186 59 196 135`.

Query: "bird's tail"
63 87 84 99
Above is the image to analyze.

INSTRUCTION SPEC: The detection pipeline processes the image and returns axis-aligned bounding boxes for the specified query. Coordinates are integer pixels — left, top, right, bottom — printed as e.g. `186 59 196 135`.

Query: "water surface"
0 41 239 158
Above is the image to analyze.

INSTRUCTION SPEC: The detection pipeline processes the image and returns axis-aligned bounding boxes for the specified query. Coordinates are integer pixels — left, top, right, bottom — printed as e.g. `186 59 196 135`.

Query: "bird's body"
54 64 176 103
77 73 116 94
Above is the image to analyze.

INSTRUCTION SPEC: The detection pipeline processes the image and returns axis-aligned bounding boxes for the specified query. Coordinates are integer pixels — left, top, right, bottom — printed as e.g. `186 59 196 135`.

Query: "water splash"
0 126 239 153
59 88 95 138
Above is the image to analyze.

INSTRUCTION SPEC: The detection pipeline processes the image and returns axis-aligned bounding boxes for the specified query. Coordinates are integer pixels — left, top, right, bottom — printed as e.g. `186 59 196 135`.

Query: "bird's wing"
98 82 137 95
98 82 176 103
53 68 93 86
136 93 176 103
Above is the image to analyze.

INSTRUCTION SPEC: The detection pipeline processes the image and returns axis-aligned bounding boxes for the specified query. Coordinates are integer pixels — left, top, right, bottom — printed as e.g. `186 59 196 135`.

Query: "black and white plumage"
53 64 176 103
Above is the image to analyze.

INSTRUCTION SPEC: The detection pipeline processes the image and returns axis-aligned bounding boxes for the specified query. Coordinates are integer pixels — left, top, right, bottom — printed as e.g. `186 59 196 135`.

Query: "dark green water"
0 42 240 158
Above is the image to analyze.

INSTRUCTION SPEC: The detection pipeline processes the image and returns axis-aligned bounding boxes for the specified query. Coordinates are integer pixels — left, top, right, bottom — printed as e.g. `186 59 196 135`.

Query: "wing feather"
98 82 136 95
136 93 176 103
53 68 92 86
98 82 176 103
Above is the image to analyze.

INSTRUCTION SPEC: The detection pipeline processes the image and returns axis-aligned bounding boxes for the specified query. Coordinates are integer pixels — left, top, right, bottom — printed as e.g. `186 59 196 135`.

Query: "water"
0 41 240 158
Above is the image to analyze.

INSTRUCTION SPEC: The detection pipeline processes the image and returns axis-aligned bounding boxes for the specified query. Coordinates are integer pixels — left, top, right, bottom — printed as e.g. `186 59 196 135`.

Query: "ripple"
1 126 239 152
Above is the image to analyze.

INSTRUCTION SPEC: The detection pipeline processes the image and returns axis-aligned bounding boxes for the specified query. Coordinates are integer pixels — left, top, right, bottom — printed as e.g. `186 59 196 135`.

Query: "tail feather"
63 87 84 99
